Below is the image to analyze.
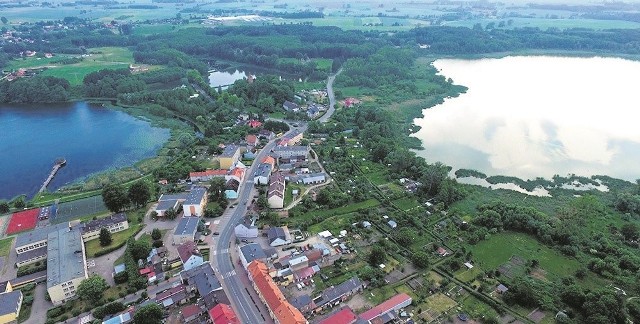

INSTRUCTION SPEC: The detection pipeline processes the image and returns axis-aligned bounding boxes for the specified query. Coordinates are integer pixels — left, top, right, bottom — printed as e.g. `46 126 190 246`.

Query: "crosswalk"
222 269 236 279
213 248 229 256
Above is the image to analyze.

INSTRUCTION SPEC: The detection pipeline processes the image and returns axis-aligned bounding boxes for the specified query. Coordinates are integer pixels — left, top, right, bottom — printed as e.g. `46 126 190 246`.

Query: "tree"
99 228 112 246
1 17 7 24
102 184 129 213
368 245 386 265
128 181 150 208
621 223 639 241
628 298 640 323
133 303 163 324
77 275 109 303
0 201 9 214
130 239 151 261
13 197 25 209
411 251 430 269
151 228 162 240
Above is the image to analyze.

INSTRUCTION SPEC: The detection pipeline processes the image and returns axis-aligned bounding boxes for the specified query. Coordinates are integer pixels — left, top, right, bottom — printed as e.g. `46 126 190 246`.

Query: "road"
212 70 340 322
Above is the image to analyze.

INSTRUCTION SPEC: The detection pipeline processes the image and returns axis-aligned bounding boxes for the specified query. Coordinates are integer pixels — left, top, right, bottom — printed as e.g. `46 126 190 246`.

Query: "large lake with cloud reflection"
412 56 640 181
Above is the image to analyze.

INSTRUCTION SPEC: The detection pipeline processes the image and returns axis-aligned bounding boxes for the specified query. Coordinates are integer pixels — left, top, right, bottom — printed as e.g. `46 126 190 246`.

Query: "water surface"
412 56 640 181
0 102 170 199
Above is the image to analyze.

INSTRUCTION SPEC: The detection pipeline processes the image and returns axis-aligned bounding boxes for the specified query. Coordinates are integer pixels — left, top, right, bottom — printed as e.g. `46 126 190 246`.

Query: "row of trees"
101 181 151 213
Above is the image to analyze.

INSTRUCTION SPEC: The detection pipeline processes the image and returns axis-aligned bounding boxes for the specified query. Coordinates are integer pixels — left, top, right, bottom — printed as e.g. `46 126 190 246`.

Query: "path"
318 68 342 124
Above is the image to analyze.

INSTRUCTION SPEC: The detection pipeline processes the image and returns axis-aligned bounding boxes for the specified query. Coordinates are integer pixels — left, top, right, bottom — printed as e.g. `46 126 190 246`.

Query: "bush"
47 307 64 318
114 271 128 284
72 309 81 317
23 296 34 306
152 240 164 248
17 263 47 277
93 244 125 257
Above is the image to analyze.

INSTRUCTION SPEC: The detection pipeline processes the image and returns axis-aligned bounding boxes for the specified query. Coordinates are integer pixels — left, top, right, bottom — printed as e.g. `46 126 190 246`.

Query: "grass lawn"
295 80 326 91
85 214 144 258
455 266 484 283
306 212 358 234
285 184 304 207
394 284 419 301
313 58 333 72
0 237 14 257
297 199 380 223
424 293 458 313
460 295 499 320
394 197 420 211
470 232 580 280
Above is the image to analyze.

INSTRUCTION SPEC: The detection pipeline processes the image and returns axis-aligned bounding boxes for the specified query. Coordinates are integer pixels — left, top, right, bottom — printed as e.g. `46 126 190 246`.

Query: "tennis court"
6 209 39 235
51 196 107 224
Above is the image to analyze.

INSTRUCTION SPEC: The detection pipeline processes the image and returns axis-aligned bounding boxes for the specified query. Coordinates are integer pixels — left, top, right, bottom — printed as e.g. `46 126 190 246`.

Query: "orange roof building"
190 169 228 182
247 261 307 324
262 156 276 168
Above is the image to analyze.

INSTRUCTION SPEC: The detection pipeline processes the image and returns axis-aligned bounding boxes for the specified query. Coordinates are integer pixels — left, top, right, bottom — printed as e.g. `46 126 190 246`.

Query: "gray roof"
267 227 286 243
15 222 69 249
302 174 326 184
290 294 312 310
81 213 127 233
255 163 272 177
273 146 308 154
47 226 87 288
184 187 207 205
387 220 397 228
283 100 299 111
174 217 200 237
158 193 187 201
16 246 47 264
181 263 221 296
156 199 180 211
314 277 362 308
220 145 240 158
0 291 22 316
239 243 266 264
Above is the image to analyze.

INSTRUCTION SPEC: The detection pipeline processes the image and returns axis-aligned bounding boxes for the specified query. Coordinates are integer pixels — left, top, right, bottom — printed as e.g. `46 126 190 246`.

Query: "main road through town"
211 69 341 323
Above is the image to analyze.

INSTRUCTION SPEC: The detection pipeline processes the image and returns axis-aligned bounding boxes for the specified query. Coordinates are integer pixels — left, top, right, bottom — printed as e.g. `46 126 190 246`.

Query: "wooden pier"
38 158 66 193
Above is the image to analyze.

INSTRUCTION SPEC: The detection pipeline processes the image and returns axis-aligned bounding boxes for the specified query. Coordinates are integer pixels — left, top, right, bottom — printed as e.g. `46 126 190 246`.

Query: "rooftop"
220 145 240 158
156 199 180 211
0 291 22 316
255 163 273 177
174 217 200 237
274 146 309 154
314 277 362 308
15 222 69 249
209 303 239 324
181 263 222 296
181 304 201 319
240 243 267 264
318 307 359 324
359 293 412 321
81 213 127 234
184 187 207 205
247 261 306 324
289 294 312 310
176 241 200 263
46 226 87 288
16 246 47 264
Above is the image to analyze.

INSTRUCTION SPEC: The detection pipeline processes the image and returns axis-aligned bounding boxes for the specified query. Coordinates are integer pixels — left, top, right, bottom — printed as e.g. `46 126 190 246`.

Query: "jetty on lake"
38 158 66 193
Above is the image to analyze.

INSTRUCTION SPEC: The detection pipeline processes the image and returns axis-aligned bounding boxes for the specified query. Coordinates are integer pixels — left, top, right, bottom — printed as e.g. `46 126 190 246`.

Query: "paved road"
212 69 339 323
318 68 342 124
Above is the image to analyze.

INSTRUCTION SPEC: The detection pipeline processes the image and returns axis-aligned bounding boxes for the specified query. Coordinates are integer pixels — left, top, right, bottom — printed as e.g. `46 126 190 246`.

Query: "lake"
0 102 170 200
412 56 640 182
208 69 248 89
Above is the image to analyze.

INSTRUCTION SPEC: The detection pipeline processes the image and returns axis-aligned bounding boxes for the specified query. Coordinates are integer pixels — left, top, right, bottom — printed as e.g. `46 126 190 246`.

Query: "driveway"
24 283 51 324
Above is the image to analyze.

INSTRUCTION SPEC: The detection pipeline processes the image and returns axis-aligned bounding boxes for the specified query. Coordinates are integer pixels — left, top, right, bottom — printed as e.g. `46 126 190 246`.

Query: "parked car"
213 232 220 235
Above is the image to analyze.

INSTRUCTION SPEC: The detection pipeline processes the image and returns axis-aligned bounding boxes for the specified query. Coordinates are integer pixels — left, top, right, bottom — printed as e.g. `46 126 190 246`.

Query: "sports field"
51 196 107 224
6 209 39 235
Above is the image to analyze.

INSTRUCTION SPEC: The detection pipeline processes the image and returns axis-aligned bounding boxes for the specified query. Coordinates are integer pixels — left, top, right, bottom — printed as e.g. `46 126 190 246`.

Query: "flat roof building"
46 226 88 305
173 217 200 245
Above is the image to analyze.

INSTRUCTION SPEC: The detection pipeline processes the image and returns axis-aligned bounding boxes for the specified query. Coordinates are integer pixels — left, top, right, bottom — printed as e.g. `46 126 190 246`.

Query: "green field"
445 17 640 30
295 199 380 229
7 47 143 85
470 232 580 279
0 238 14 257
85 214 144 258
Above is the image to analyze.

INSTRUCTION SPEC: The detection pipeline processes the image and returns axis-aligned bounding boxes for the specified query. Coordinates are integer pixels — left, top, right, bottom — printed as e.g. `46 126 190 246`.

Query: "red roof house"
318 307 358 324
181 304 202 322
359 293 412 322
248 120 262 128
209 303 239 324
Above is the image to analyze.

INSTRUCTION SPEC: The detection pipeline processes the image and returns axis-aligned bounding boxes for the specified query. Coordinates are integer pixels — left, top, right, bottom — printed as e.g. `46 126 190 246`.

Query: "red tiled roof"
248 120 262 128
318 307 358 324
359 293 412 321
209 303 239 324
156 285 186 302
181 304 201 319
304 249 322 262
262 156 276 167
177 241 200 263
246 134 258 145
190 169 228 178
248 261 306 324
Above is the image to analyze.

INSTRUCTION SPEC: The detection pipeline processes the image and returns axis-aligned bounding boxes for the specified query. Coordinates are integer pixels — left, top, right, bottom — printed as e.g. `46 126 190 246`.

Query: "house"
46 226 88 305
0 290 22 324
289 255 309 271
359 293 412 322
436 247 448 257
267 226 291 247
239 243 267 269
283 100 300 112
496 284 509 294
102 310 133 324
155 285 188 307
173 217 200 245
313 277 363 312
219 145 242 170
81 213 129 242
290 294 315 315
254 163 273 185
259 129 275 140
181 263 223 308
273 146 309 160
235 223 259 240
189 169 228 182
307 105 320 119
262 155 276 168
293 266 316 282
248 120 262 128
301 174 326 185
155 198 182 217
245 134 258 147
387 220 397 229
362 221 371 229
286 130 304 146
180 304 201 322
268 173 286 209
183 187 208 217
177 241 204 272
225 179 240 199
304 249 323 263
209 304 239 324
247 261 307 324
318 307 359 324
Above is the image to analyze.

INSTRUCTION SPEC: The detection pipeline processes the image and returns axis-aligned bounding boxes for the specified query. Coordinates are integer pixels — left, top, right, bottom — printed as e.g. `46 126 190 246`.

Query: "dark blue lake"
0 102 170 200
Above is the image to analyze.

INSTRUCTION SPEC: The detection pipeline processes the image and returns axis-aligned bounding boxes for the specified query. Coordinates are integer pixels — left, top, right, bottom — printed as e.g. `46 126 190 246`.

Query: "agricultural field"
6 47 155 85
445 17 640 30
